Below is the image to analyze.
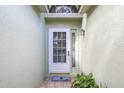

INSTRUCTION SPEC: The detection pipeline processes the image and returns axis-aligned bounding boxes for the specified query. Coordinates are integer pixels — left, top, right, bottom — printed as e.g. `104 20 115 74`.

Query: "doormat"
51 76 71 81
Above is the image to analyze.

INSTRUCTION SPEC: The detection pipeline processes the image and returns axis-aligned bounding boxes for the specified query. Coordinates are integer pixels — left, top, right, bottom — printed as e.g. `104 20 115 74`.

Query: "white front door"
49 28 71 73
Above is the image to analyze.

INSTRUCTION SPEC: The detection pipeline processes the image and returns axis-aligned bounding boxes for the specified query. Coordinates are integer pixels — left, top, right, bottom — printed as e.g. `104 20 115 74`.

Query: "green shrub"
71 73 99 88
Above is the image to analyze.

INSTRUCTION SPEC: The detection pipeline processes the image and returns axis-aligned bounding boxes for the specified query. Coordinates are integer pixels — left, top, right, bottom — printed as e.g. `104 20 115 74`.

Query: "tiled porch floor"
40 68 81 88
40 77 75 88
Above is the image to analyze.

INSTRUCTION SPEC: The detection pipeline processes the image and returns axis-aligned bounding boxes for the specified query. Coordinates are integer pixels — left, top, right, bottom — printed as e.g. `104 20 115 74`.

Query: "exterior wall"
45 18 83 73
0 6 46 88
83 5 124 87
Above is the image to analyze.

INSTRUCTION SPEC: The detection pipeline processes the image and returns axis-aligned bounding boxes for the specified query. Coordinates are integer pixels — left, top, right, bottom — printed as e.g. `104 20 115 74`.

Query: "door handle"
68 51 70 56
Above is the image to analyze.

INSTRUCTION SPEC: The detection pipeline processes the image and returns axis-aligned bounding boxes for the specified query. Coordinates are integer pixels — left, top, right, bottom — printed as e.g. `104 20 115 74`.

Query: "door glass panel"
61 56 66 62
62 32 66 39
53 56 57 62
53 48 57 56
53 32 58 40
58 40 61 47
53 40 58 47
58 48 61 56
61 48 66 56
72 32 75 67
62 40 66 47
58 32 62 39
53 32 66 63
58 56 61 62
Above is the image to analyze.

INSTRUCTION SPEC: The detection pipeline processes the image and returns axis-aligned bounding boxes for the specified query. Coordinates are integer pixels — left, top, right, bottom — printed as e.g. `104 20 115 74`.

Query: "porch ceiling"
41 13 82 24
41 13 83 18
45 17 82 25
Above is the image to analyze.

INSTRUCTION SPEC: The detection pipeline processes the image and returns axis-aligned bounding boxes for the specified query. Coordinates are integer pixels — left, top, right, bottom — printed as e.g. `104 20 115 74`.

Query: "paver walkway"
40 77 74 88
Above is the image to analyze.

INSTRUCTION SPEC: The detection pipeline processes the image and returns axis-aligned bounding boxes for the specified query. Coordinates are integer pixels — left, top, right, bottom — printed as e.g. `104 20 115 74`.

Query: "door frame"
48 28 71 73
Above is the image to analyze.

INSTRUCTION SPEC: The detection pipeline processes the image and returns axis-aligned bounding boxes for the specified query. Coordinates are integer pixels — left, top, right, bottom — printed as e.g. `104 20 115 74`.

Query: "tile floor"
40 77 74 88
40 67 81 88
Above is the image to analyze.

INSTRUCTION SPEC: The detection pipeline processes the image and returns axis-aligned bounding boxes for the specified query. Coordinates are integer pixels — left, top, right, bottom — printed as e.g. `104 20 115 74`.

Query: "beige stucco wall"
83 5 124 87
0 6 46 88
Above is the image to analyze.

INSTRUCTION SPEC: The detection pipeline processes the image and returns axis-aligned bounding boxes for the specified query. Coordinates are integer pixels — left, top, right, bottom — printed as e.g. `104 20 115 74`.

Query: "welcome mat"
51 76 71 81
